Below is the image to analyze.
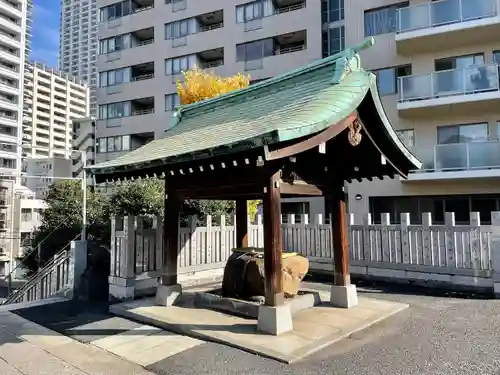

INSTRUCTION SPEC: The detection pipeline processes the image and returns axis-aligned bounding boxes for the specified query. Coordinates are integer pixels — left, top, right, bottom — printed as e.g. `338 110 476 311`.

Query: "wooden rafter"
264 112 358 161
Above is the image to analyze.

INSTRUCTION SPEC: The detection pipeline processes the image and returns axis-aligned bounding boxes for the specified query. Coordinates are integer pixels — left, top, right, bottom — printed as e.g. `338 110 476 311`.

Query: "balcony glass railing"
399 63 500 102
410 140 500 173
397 0 498 33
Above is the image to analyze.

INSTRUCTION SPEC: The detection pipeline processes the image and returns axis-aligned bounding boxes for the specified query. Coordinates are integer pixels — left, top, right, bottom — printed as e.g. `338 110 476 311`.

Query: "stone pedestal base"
330 284 358 308
156 284 182 307
257 304 293 335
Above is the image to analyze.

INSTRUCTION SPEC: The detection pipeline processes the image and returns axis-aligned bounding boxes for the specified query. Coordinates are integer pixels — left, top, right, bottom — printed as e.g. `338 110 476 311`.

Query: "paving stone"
0 358 24 375
46 341 154 375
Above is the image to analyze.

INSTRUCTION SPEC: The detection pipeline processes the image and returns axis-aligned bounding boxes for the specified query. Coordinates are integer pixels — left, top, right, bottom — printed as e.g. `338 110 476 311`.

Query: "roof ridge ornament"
331 37 375 84
170 108 182 128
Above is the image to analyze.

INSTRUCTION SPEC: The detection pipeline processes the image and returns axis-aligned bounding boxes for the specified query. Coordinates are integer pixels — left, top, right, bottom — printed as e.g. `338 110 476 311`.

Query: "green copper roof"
89 38 420 178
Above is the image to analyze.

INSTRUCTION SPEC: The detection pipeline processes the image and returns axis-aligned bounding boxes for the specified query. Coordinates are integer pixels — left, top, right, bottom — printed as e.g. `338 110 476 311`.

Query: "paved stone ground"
10 281 500 375
144 281 500 375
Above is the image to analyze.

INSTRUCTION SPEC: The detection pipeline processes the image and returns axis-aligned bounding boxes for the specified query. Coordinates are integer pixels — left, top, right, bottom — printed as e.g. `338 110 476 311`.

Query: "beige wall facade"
345 0 500 219
96 0 500 221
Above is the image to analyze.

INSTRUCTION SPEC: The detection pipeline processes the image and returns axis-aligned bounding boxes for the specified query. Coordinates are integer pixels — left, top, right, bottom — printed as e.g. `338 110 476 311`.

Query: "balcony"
0 0 22 20
240 0 306 32
407 140 500 181
98 27 154 67
396 0 500 54
98 0 154 39
196 10 223 33
237 31 308 78
166 10 224 50
397 64 500 117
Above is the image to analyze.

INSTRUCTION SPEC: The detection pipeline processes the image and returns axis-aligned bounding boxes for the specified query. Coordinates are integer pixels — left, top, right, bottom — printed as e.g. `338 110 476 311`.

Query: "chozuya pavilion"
89 38 421 335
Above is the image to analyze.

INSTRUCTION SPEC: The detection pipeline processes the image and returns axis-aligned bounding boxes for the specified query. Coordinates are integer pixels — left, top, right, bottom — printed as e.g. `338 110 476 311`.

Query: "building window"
165 93 180 111
21 208 32 222
364 2 409 36
370 195 500 225
437 123 488 144
281 201 310 223
396 129 414 147
435 53 484 71
322 0 344 24
165 55 197 75
322 26 345 57
99 34 130 54
493 50 500 63
164 18 197 39
235 0 274 23
99 68 130 87
99 0 131 22
374 65 411 96
236 39 274 61
98 101 131 119
97 135 131 153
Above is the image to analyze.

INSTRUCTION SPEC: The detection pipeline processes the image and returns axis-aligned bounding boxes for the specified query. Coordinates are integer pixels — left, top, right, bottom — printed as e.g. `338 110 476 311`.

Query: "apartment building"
343 0 500 225
0 0 31 182
96 0 347 213
23 157 72 199
59 0 99 116
23 62 89 159
0 181 46 276
72 116 96 181
96 0 323 152
95 0 500 224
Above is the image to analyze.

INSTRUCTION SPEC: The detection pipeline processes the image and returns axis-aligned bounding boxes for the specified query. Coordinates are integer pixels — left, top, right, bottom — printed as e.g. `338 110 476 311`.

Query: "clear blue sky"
31 0 60 67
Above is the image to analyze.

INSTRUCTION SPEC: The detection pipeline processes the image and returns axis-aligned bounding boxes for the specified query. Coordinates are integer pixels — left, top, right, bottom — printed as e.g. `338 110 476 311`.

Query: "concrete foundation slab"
156 284 182 306
110 291 408 363
257 304 293 335
330 284 358 308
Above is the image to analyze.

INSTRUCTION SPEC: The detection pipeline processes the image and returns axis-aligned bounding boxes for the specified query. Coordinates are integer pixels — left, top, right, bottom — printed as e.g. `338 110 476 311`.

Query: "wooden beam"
262 170 284 306
176 183 261 199
161 181 182 286
280 181 324 196
264 112 357 161
236 199 249 248
330 185 350 286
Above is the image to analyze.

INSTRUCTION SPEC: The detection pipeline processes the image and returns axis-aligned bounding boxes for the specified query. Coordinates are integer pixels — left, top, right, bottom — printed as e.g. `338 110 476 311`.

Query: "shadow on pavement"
304 273 494 300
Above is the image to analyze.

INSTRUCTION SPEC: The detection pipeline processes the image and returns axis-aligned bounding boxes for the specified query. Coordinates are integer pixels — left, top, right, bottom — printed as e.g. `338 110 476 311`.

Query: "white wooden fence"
109 211 500 300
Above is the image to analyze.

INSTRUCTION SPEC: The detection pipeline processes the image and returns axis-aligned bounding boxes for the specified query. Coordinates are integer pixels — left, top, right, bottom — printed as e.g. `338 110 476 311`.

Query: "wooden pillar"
161 180 182 286
330 185 350 286
235 198 248 248
262 170 284 306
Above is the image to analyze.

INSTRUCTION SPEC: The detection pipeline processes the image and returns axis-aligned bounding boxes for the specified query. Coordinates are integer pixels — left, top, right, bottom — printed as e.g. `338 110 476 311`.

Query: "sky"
30 0 60 67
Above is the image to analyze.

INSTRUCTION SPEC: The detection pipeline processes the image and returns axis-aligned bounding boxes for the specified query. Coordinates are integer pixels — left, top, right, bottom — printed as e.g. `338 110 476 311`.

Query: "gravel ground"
146 281 500 375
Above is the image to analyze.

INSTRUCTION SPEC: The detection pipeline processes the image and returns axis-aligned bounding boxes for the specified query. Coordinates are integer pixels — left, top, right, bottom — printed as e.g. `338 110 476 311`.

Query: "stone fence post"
109 216 137 301
491 212 500 297
68 240 88 299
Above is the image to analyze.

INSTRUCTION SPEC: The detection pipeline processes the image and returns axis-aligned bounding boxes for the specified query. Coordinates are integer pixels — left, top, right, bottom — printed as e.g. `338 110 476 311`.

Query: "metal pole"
37 242 41 270
81 151 87 241
8 179 14 275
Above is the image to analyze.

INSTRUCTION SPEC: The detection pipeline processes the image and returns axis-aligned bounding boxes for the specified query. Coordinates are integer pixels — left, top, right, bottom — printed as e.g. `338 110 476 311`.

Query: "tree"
21 180 110 275
177 66 250 105
109 178 164 217
177 66 260 217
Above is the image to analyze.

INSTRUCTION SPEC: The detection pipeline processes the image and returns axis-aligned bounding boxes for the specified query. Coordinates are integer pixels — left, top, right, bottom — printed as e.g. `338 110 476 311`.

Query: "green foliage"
183 200 235 218
20 178 236 275
109 179 164 217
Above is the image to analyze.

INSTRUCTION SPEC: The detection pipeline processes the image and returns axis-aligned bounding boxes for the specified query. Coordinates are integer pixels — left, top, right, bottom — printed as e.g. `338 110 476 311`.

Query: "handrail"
4 222 64 292
199 22 223 32
131 73 154 82
275 1 306 14
3 233 80 304
132 108 154 116
277 44 305 55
